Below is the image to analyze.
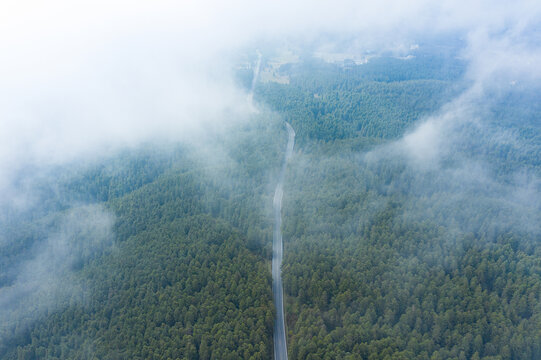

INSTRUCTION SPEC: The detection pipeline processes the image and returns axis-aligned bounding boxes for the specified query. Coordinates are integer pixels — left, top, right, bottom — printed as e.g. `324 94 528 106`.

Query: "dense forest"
254 53 541 359
0 116 286 359
1 46 540 360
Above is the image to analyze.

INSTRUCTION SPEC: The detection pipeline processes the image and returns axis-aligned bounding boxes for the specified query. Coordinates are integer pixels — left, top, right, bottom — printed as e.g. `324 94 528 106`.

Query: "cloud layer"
0 0 540 349
1 1 540 185
0 205 114 341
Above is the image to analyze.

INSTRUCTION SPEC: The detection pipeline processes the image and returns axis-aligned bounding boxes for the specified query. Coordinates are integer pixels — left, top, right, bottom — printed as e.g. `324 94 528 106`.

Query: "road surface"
273 122 295 360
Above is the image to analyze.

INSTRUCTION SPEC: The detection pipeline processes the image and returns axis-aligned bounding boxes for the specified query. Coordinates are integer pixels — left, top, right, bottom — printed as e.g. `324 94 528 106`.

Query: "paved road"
273 122 295 360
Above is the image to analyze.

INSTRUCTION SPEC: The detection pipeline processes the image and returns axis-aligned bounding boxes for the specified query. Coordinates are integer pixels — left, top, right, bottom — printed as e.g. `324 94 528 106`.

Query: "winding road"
247 51 294 359
273 122 295 360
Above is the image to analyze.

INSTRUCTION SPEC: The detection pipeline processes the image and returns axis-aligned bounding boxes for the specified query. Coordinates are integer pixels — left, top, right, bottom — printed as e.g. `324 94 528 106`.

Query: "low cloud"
363 20 541 236
1 1 540 192
0 1 540 345
0 205 115 342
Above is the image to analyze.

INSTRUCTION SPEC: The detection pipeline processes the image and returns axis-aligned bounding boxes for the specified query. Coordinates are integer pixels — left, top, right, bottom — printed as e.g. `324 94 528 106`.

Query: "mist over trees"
255 45 541 360
1 1 540 359
0 117 285 359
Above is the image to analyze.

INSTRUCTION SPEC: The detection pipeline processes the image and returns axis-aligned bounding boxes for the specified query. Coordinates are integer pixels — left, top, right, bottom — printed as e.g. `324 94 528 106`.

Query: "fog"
0 205 114 340
1 0 540 191
364 19 541 236
1 0 540 349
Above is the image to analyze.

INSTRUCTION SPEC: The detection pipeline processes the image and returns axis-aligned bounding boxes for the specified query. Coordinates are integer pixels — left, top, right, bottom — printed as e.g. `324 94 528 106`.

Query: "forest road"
273 122 295 360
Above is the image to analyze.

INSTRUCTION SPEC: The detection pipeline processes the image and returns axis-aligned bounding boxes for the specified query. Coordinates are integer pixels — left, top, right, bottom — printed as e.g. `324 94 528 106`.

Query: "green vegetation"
0 116 286 359
256 54 465 143
255 54 541 360
279 148 541 360
1 50 540 360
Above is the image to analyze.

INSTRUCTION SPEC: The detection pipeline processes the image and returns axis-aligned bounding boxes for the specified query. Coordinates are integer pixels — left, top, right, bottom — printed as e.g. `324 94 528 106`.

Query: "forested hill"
1 48 540 360
255 53 466 144
255 53 541 360
0 116 286 359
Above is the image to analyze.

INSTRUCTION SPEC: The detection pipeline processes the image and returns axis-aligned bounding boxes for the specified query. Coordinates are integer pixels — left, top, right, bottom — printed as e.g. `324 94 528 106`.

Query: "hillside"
0 116 285 359
255 53 541 359
1 48 540 360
